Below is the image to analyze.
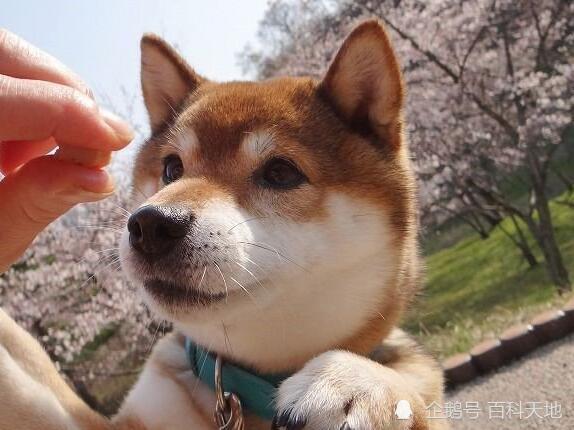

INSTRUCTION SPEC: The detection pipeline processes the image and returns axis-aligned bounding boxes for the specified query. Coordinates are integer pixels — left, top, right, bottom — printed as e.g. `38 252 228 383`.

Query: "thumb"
0 156 114 272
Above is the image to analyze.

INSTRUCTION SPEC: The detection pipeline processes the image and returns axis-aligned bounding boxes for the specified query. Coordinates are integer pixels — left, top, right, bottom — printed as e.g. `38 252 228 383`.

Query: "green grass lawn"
404 192 574 359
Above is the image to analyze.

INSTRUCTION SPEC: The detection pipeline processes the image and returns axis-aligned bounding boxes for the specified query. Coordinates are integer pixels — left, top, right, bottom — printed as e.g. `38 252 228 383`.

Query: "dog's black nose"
127 205 190 255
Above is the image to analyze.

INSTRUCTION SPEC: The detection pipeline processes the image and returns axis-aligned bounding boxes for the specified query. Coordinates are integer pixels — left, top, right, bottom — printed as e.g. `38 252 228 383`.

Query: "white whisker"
234 261 267 293
213 262 228 303
238 241 308 272
226 216 267 233
229 276 258 306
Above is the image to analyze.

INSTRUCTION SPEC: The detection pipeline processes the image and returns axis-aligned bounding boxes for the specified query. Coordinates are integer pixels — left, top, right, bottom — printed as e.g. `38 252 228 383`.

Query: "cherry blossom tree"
0 184 155 406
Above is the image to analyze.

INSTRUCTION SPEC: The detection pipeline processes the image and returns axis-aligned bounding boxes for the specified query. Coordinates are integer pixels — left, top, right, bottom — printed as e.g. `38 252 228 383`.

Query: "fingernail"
65 189 115 205
101 109 134 142
96 171 115 194
77 190 115 201
77 173 115 199
61 186 114 205
79 168 116 194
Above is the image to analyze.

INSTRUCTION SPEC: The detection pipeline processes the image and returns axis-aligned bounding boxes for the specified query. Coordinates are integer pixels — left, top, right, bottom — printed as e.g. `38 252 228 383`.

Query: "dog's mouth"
143 279 227 307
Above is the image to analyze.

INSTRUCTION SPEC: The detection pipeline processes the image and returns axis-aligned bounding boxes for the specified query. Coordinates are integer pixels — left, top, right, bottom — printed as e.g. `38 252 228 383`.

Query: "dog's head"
120 20 419 363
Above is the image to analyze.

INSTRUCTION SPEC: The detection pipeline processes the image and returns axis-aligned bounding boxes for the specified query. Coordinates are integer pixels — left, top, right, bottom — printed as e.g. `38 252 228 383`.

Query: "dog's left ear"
141 34 205 132
320 20 404 150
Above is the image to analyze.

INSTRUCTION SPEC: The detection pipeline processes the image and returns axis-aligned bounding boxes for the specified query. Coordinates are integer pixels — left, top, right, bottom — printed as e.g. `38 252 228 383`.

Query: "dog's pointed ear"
320 20 404 150
141 34 204 132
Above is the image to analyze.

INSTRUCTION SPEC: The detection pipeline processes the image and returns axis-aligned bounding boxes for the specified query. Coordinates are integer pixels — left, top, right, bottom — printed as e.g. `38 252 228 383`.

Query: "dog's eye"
258 157 307 190
162 155 184 184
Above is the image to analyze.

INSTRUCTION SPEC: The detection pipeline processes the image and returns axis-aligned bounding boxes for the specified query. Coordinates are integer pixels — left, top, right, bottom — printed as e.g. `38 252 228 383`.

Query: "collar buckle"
214 355 245 430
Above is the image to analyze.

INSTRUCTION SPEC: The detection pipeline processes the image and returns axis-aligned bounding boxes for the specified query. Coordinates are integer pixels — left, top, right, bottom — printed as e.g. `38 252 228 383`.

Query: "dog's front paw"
274 350 429 430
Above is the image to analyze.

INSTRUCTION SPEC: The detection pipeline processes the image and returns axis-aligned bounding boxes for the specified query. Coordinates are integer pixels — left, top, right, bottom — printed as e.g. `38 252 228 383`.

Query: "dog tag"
214 355 245 430
215 392 244 430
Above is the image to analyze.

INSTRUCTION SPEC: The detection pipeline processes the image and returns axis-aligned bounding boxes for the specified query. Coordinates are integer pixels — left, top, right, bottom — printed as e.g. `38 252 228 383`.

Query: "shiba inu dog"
0 20 446 430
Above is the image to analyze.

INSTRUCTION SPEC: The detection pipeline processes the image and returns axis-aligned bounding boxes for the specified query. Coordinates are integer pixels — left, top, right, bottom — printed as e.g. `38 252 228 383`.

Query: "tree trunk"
437 203 491 239
530 185 571 293
520 243 539 269
521 131 571 292
467 211 490 239
507 214 538 269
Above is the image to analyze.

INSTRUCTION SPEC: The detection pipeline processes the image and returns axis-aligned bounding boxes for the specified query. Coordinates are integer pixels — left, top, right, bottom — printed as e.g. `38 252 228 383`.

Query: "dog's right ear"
140 34 204 132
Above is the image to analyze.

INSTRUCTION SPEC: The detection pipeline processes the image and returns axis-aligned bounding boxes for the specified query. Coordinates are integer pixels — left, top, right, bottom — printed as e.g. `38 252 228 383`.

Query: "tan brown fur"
0 309 111 430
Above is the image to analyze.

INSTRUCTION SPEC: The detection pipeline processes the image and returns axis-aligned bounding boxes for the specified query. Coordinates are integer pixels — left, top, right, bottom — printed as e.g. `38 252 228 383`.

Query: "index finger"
0 75 133 150
0 28 92 98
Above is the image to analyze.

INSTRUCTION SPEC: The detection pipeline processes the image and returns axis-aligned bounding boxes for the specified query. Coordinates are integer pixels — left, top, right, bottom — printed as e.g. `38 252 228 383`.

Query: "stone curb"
442 298 574 389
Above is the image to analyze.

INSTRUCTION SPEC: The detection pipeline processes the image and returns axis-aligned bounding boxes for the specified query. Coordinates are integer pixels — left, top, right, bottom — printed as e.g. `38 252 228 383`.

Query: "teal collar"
185 337 292 421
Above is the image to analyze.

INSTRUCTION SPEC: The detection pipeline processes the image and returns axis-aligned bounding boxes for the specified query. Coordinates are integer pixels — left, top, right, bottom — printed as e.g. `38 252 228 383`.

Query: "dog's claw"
277 409 291 427
287 417 306 430
271 409 306 429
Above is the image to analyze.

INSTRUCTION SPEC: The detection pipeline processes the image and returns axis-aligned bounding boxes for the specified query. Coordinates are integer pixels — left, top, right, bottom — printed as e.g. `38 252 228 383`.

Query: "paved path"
443 334 573 429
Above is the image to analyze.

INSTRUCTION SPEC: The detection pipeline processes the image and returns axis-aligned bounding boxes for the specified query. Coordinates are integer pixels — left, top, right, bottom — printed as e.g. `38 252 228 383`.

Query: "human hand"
0 29 133 272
